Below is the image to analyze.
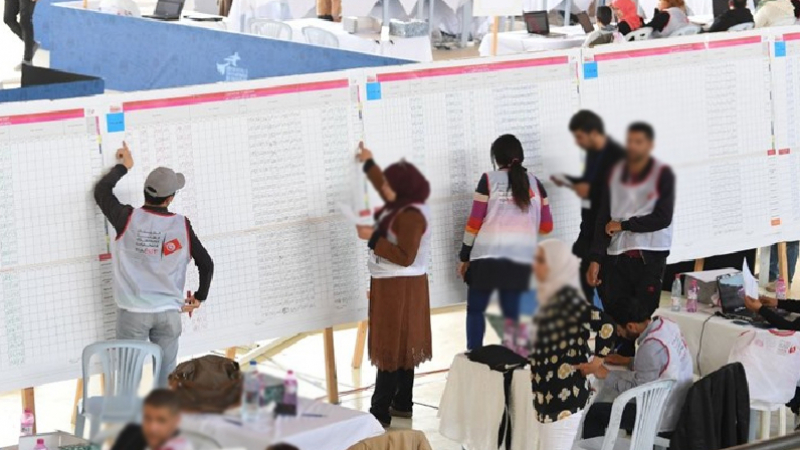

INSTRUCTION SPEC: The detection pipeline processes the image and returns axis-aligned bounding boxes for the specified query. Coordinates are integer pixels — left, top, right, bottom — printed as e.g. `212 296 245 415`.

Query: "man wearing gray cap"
94 142 214 387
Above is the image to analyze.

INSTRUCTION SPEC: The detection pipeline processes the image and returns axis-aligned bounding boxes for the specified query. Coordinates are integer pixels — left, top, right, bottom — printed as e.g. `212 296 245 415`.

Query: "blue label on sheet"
366 82 382 101
107 112 125 133
583 62 599 80
775 42 787 58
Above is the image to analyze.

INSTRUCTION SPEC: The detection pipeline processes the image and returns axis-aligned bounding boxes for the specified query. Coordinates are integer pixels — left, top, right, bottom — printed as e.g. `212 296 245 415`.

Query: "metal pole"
460 0 471 48
563 0 572 25
383 0 390 27
429 0 436 38
417 0 425 19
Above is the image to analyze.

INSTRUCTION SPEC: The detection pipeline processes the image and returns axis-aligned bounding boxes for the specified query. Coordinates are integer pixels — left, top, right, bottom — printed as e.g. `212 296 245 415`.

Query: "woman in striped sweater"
458 134 553 351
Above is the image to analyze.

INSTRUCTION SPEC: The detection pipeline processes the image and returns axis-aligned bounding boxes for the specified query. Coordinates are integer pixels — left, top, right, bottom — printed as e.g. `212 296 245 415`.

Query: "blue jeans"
770 241 799 282
466 288 522 350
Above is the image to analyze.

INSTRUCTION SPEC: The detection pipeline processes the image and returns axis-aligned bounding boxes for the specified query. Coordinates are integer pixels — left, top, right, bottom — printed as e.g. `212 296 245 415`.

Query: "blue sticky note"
583 62 599 80
107 113 125 133
775 41 787 58
366 82 382 101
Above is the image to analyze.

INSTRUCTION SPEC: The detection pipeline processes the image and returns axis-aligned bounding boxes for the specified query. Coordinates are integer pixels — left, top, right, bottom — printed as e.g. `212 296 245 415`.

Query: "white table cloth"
286 18 433 61
478 26 586 56
226 0 316 32
657 306 775 377
181 399 384 450
438 353 538 450
342 0 413 19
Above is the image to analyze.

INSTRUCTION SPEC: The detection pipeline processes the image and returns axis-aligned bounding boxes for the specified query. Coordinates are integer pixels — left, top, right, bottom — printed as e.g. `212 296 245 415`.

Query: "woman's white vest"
113 208 190 313
368 204 431 279
658 7 690 37
642 317 694 432
608 159 673 255
470 171 542 265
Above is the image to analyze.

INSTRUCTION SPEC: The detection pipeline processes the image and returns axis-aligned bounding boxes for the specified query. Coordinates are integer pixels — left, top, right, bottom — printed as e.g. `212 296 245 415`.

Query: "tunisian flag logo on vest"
163 239 183 256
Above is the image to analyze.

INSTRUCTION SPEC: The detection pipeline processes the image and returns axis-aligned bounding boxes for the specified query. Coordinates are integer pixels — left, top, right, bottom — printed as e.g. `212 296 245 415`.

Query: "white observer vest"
368 204 431 279
608 159 673 255
642 317 694 432
728 330 800 405
471 171 542 265
113 208 191 313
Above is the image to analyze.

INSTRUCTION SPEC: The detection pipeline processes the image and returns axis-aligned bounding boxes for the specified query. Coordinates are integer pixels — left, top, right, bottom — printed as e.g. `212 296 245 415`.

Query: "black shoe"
390 406 412 418
317 14 334 21
370 408 391 428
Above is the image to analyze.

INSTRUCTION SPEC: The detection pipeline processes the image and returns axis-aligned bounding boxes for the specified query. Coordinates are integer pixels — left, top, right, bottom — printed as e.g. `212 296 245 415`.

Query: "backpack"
168 355 243 413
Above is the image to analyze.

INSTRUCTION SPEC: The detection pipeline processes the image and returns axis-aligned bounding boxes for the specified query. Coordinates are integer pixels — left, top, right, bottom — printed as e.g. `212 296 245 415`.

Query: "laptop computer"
718 273 758 320
143 0 185 21
523 11 566 37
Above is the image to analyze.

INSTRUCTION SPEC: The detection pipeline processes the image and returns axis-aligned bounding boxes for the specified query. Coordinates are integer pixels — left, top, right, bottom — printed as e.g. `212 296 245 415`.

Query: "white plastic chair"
772 17 799 26
249 18 293 39
303 26 340 48
671 24 701 36
728 22 754 31
572 379 676 450
626 27 653 41
75 340 163 441
182 430 223 449
749 401 789 441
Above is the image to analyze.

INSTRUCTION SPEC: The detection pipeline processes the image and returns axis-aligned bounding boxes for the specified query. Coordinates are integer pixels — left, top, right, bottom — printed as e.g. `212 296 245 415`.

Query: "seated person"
577 304 694 439
529 239 616 450
611 0 644 35
706 0 755 31
754 0 798 27
646 0 691 37
584 7 618 47
112 389 193 450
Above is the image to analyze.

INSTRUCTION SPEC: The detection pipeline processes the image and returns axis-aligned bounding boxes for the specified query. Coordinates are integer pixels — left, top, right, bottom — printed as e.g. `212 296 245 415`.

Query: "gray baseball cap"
144 167 185 198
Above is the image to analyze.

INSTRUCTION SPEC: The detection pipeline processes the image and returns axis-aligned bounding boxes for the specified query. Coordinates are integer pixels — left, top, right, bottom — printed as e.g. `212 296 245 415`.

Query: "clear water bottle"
241 360 261 422
777 277 788 301
282 370 298 416
687 279 699 313
20 408 34 436
671 275 682 312
33 439 48 450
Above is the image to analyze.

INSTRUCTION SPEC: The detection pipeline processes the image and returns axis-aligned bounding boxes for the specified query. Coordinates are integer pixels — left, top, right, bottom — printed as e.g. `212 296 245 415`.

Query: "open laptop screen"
523 11 550 35
154 0 183 17
718 273 745 313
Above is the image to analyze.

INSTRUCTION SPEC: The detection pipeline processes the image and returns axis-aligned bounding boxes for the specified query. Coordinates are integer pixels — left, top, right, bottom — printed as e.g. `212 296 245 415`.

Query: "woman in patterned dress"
529 239 617 450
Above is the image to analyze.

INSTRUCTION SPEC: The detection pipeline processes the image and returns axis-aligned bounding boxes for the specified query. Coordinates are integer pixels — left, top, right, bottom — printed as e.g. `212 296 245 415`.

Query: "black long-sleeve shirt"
94 164 214 301
759 300 800 330
706 8 754 32
590 158 676 262
569 139 626 259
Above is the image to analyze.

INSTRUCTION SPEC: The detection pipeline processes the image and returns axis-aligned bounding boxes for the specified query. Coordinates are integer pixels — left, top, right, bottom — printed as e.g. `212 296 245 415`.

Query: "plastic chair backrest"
249 19 293 40
626 27 653 41
671 24 701 36
602 379 675 450
728 22 754 31
182 430 222 450
81 340 163 415
303 26 340 48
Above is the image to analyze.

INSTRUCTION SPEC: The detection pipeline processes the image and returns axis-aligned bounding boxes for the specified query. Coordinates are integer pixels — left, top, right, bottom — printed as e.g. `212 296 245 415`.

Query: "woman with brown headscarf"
356 143 433 428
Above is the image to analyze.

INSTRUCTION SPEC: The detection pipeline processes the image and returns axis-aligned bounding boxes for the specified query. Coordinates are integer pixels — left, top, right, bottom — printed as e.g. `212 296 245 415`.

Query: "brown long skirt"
368 274 432 372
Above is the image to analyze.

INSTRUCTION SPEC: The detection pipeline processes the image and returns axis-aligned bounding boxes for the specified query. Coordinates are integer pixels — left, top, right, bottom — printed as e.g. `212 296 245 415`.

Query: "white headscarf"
536 239 584 304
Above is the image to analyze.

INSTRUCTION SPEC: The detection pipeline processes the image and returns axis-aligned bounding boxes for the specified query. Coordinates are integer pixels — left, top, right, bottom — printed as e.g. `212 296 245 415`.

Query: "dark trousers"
4 0 37 61
583 402 637 439
600 252 667 357
466 288 522 350
370 369 414 425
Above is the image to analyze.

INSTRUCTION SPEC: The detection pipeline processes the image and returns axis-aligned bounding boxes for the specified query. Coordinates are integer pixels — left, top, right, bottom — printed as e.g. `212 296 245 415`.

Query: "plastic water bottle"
241 360 261 422
777 277 788 301
687 279 699 313
20 408 34 436
282 370 298 416
33 439 48 450
671 275 683 312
